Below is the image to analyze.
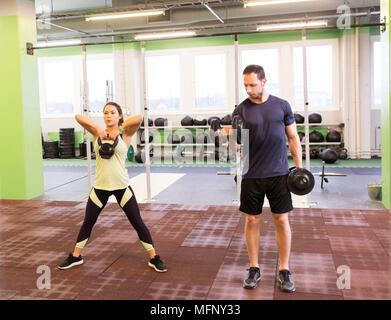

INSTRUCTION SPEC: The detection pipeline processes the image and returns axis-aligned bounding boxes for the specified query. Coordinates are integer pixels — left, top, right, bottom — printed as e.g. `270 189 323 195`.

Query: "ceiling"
35 0 381 42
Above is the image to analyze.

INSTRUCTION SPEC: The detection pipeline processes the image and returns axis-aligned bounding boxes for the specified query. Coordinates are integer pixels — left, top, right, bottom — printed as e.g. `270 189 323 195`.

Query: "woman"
58 102 167 272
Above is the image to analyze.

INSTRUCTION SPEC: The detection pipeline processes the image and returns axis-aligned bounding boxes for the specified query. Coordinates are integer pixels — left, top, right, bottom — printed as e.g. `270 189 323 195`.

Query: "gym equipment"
309 130 324 143
167 133 180 144
97 135 119 159
208 116 220 125
308 112 322 123
135 147 154 163
181 115 194 126
180 133 195 144
193 116 207 126
154 116 168 127
127 145 135 161
287 167 315 195
196 132 210 144
338 148 348 160
310 148 319 159
210 118 222 132
326 130 341 142
59 128 75 158
140 130 153 143
298 131 305 142
141 117 153 127
79 141 93 158
43 141 59 158
319 148 338 164
294 112 304 124
313 161 347 189
221 114 232 125
232 115 242 144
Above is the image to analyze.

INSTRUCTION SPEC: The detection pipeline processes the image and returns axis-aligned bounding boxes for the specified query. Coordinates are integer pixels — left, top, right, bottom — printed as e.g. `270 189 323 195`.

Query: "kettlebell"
97 135 119 159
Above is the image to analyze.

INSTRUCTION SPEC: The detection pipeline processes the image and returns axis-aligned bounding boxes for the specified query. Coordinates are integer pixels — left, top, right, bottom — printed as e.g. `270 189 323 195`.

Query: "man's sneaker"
148 255 167 272
58 253 84 270
243 267 261 289
278 269 296 293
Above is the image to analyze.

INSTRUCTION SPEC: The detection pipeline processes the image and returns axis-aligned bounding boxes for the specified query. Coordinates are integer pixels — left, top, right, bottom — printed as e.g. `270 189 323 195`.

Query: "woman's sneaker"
148 255 167 272
243 267 261 289
278 269 296 293
58 253 84 270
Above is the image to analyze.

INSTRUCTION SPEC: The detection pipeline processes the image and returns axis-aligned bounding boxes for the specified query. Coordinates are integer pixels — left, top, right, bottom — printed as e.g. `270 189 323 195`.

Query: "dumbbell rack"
137 125 233 161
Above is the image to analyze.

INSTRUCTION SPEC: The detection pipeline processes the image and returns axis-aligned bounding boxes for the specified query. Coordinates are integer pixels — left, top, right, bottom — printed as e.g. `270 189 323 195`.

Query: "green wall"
0 14 44 199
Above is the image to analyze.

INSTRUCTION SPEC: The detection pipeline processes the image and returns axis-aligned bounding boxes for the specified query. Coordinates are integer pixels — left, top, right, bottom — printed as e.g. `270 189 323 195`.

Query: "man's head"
243 64 267 100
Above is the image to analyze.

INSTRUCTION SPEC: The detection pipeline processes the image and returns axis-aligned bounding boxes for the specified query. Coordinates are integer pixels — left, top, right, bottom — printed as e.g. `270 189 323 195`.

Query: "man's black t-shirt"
232 95 295 179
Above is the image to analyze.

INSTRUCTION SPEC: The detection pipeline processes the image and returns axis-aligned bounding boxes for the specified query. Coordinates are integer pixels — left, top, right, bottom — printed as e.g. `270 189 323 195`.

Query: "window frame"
370 35 381 110
238 38 340 111
144 46 235 116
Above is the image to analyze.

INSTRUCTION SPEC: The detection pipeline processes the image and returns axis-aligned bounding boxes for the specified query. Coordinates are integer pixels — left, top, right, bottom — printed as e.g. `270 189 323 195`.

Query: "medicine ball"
208 116 221 125
181 133 195 144
141 117 153 127
309 130 324 143
193 116 207 126
320 148 338 164
326 130 341 142
181 115 194 126
294 112 304 124
287 167 315 195
196 132 210 144
308 112 322 123
221 114 232 125
298 131 305 142
154 116 168 127
167 133 180 144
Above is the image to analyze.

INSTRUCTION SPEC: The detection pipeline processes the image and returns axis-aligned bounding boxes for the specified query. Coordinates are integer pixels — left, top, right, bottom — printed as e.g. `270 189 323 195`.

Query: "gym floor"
0 159 389 300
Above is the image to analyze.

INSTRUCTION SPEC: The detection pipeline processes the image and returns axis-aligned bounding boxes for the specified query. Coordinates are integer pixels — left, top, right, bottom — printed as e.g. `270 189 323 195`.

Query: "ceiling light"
134 31 196 41
37 39 81 47
244 0 311 8
86 10 165 21
257 20 328 31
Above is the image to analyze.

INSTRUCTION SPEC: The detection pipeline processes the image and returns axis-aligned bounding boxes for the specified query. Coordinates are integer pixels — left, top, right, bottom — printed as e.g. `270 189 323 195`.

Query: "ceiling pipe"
202 1 225 23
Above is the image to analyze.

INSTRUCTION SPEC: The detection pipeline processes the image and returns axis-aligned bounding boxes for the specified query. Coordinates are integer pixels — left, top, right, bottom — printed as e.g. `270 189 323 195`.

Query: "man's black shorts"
239 174 293 215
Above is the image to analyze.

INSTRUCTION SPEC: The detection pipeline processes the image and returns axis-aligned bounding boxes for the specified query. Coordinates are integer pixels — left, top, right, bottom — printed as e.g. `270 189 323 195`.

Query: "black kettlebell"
97 135 119 159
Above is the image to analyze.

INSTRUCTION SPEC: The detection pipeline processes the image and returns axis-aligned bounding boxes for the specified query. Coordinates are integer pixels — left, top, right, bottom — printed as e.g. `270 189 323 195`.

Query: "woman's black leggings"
75 185 154 251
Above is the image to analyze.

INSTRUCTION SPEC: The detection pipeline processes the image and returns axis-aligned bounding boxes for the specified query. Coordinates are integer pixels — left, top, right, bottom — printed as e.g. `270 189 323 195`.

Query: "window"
87 55 115 113
241 48 279 99
146 55 181 112
40 58 76 115
372 40 382 109
293 45 333 108
38 54 115 116
194 53 227 109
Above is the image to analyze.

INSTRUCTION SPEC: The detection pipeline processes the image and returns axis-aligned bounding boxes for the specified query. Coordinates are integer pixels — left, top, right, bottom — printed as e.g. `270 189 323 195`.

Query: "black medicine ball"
294 112 304 124
309 130 324 143
320 148 338 164
181 116 194 126
154 116 168 127
308 112 322 123
326 130 341 142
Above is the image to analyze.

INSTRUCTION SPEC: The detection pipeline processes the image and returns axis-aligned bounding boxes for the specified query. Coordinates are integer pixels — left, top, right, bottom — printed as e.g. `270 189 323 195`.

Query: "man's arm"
286 123 302 168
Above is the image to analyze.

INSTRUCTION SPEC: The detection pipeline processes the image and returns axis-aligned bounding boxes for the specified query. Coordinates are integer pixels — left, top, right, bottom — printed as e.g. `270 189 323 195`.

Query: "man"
232 64 302 293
